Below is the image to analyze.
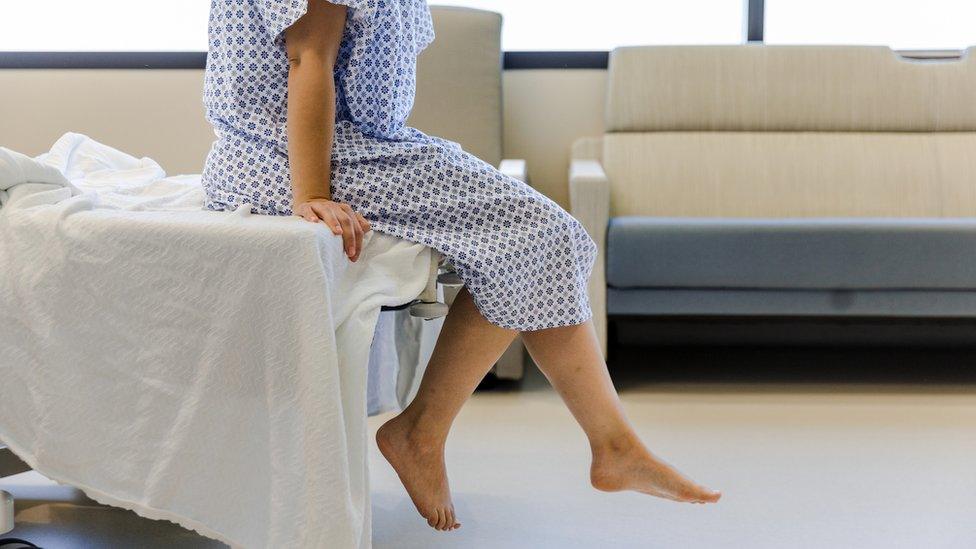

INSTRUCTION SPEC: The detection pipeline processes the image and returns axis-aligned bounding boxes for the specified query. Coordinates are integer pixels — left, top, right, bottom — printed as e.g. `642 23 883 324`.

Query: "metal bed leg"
1 446 31 536
407 252 527 380
409 253 456 320
0 490 12 536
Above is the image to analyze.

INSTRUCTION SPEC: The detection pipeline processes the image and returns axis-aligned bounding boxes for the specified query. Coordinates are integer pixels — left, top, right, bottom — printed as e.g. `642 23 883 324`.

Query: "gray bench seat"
607 217 976 290
606 217 976 318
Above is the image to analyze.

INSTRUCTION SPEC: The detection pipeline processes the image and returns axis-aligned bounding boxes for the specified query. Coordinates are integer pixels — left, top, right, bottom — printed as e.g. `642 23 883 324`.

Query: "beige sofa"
571 45 976 354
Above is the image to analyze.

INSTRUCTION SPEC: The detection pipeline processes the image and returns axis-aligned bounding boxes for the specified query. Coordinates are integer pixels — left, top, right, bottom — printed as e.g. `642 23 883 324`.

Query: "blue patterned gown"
202 0 597 331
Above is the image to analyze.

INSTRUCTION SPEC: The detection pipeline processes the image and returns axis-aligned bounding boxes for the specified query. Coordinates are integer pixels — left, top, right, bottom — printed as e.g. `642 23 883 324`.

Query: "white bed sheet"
0 133 433 548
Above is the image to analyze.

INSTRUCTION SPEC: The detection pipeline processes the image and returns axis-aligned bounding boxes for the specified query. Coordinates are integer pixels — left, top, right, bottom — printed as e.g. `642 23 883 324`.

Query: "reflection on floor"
4 346 976 548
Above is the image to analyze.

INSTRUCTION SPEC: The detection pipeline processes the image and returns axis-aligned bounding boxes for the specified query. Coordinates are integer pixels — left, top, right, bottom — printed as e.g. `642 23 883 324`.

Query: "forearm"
287 56 337 204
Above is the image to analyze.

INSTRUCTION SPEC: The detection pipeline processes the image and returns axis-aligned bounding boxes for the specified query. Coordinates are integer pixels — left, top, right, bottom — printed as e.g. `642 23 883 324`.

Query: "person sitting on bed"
201 0 722 532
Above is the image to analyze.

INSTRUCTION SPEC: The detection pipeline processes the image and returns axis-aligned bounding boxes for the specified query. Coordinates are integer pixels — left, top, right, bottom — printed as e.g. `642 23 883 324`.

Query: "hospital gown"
201 0 597 331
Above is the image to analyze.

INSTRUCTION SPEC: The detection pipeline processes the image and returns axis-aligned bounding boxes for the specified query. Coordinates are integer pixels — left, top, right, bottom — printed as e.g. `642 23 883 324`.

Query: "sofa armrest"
569 159 610 357
499 159 529 184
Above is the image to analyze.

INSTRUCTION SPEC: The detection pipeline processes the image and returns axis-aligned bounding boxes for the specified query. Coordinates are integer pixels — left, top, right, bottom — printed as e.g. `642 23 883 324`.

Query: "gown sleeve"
255 0 371 41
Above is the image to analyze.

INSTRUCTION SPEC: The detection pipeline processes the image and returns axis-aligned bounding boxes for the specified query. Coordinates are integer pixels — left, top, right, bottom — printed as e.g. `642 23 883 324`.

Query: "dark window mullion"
747 0 765 43
3 2 771 70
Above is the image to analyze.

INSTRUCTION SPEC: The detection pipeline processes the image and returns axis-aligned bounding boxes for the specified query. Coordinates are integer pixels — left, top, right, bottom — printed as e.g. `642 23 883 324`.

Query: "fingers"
337 206 359 261
295 201 369 262
306 202 343 235
296 205 320 224
356 212 372 233
342 204 365 262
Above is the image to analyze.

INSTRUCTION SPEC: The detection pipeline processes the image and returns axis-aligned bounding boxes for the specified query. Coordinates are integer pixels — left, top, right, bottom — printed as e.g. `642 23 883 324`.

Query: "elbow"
287 50 335 74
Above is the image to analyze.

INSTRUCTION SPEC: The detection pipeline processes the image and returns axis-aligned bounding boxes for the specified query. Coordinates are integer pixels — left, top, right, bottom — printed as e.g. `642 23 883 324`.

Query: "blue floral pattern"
202 0 596 330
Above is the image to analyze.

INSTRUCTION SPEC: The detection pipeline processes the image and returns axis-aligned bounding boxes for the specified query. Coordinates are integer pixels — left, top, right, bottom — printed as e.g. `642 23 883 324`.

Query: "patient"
201 0 721 531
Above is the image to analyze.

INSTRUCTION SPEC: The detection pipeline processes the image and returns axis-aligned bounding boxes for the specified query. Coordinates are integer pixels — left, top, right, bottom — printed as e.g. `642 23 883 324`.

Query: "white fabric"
0 133 433 548
366 307 443 415
0 144 77 208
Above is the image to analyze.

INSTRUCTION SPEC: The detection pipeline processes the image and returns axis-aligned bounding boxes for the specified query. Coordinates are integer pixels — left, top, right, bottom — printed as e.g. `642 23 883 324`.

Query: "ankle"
589 430 642 459
389 408 449 447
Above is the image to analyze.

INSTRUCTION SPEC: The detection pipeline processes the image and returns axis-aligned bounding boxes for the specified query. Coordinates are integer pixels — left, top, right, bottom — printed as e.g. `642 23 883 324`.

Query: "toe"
426 511 438 529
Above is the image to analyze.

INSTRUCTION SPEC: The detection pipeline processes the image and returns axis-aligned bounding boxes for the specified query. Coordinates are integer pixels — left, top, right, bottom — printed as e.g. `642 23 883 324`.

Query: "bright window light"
0 1 209 51
0 0 745 52
441 0 745 50
765 0 976 50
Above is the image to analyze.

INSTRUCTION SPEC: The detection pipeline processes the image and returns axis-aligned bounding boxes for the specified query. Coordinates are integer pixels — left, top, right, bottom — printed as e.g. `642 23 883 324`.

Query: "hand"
294 198 372 262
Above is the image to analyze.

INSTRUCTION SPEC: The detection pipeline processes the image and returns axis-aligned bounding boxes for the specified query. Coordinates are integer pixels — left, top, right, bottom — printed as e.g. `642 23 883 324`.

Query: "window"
0 0 745 53
0 1 209 51
765 0 976 50
443 0 746 50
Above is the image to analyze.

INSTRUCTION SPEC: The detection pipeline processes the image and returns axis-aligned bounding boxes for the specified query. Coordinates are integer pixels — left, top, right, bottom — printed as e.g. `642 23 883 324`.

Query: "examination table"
0 133 454 548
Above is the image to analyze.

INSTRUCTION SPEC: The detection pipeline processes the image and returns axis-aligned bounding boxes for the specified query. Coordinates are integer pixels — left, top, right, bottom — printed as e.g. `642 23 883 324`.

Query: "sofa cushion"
607 217 976 290
606 45 976 133
601 132 976 218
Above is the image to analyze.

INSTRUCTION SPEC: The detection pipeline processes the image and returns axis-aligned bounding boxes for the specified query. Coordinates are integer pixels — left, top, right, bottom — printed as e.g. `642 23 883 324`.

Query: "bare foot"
590 435 721 504
376 415 460 531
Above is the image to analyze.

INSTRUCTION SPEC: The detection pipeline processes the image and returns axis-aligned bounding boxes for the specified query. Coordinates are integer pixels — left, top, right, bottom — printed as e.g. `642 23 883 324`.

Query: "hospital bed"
0 232 450 542
0 132 459 546
0 7 521 545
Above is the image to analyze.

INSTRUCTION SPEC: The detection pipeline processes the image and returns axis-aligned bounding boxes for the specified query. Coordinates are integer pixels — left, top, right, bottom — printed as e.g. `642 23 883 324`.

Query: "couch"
570 45 976 354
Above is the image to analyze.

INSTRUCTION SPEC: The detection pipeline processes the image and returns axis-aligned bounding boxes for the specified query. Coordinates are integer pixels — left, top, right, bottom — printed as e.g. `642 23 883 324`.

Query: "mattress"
0 133 436 548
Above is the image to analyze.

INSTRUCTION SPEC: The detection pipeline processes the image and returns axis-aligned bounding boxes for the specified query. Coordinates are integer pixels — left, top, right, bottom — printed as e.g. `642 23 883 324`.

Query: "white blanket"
0 134 432 548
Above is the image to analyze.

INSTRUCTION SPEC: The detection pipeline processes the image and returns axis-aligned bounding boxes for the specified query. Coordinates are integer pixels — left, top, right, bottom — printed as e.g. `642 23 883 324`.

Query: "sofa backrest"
408 6 503 167
602 45 976 217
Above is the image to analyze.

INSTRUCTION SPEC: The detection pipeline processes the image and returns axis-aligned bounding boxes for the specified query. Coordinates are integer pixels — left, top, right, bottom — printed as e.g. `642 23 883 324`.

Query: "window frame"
0 1 964 70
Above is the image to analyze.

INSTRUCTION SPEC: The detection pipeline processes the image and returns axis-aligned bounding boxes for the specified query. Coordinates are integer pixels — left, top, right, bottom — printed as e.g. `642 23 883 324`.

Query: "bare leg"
378 292 719 532
520 321 721 504
376 288 517 531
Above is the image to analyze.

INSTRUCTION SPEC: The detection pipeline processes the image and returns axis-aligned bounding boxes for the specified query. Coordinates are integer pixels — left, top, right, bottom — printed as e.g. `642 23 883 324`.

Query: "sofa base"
608 288 976 318
610 314 976 347
608 288 976 347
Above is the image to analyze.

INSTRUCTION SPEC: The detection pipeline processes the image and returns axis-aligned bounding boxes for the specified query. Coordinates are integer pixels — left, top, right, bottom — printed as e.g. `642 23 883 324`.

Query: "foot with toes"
378 417 719 532
376 415 461 531
590 434 721 504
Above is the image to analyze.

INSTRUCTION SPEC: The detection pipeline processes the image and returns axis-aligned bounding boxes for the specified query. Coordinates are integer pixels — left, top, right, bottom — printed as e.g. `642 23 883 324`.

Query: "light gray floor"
4 347 976 548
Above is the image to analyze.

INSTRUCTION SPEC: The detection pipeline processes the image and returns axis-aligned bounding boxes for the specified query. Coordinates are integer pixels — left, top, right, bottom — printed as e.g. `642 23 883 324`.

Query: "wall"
0 69 214 174
0 68 607 208
502 69 607 206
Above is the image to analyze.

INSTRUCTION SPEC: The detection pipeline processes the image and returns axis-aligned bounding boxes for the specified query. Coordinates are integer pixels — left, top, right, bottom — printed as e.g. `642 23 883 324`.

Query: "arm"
285 1 370 261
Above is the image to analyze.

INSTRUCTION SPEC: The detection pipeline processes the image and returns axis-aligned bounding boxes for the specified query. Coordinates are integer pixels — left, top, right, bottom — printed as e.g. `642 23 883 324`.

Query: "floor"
3 346 976 548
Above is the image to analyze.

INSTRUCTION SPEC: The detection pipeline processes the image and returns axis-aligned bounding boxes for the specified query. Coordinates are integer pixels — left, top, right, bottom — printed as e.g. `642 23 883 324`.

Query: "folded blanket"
0 144 78 209
0 133 432 548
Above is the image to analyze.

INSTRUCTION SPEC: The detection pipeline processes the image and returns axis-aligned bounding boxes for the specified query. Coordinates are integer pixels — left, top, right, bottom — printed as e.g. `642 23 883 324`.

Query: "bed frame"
0 446 30 535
